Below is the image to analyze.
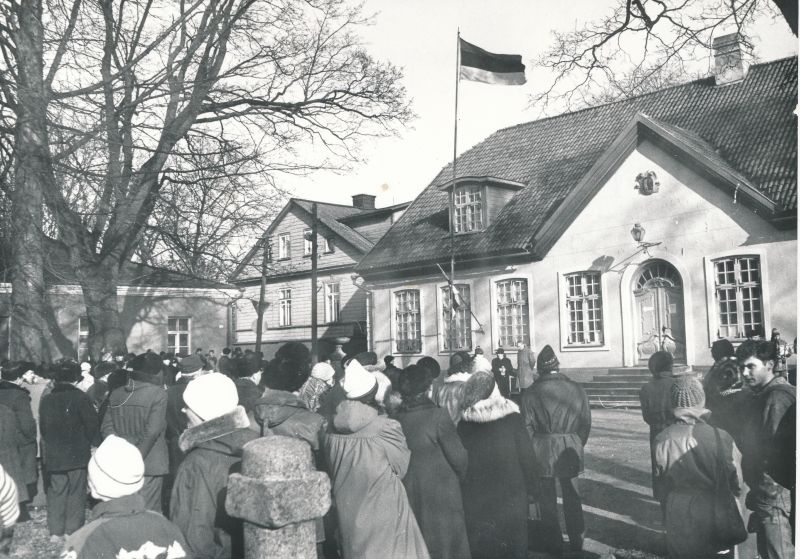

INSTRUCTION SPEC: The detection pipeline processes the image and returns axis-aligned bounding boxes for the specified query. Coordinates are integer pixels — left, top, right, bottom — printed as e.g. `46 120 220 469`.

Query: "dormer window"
454 184 484 233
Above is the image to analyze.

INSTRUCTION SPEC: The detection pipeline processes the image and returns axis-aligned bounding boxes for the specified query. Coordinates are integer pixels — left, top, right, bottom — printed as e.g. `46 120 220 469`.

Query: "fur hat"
311 361 336 384
128 353 162 376
711 339 735 361
462 371 496 409
236 352 263 378
474 346 484 355
648 351 674 376
448 351 472 374
398 365 432 397
179 354 204 375
536 345 559 372
51 359 82 384
671 376 706 409
183 373 239 421
417 357 441 381
342 359 378 400
88 435 144 501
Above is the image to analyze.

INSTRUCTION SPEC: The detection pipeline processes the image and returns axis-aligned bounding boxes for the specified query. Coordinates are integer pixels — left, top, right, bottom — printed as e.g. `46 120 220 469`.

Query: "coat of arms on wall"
634 171 660 195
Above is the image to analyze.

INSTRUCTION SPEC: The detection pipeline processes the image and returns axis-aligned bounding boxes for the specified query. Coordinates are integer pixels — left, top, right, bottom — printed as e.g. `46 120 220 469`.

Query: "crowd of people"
0 335 793 559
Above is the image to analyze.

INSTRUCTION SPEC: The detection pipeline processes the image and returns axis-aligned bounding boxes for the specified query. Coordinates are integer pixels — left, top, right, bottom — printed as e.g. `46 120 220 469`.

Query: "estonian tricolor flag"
459 38 526 86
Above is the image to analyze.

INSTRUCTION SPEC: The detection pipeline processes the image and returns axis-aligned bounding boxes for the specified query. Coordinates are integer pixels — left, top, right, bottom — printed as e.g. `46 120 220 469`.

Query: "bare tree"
0 0 412 360
532 0 796 111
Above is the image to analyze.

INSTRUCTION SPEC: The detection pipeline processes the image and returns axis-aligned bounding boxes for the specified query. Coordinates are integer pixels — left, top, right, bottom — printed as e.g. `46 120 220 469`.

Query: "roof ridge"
292 197 367 211
494 55 797 135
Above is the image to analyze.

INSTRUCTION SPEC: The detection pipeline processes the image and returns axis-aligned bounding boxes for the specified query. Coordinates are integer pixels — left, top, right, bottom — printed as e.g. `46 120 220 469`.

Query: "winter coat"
639 372 675 441
0 381 37 487
491 357 516 397
165 377 192 475
253 389 326 450
170 406 258 559
654 408 742 559
0 404 26 503
232 377 263 414
738 376 795 493
472 355 492 374
458 394 536 559
521 372 591 478
324 400 430 559
431 372 471 425
296 376 332 413
516 346 537 390
317 382 347 428
62 493 188 559
392 396 471 559
217 355 233 376
85 379 108 413
39 383 99 472
101 372 169 476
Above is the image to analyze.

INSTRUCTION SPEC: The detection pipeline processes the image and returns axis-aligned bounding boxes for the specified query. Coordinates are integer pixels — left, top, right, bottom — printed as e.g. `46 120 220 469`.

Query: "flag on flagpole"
459 38 526 85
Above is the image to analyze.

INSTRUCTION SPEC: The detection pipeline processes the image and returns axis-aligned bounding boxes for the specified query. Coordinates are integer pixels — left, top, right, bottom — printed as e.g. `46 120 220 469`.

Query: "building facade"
356 51 797 385
230 195 408 359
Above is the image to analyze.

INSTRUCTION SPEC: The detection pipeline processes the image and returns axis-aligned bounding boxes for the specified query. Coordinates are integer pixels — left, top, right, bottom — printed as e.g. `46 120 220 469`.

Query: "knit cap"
183 372 239 421
310 361 336 384
88 435 145 501
536 345 559 372
342 359 378 400
671 376 706 409
179 354 204 375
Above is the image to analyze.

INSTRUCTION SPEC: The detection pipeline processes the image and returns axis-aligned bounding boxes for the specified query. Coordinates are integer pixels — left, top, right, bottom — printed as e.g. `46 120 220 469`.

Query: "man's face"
741 355 775 390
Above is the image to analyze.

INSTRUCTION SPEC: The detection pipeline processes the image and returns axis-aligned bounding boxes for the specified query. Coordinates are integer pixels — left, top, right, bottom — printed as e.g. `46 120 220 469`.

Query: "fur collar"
444 372 471 383
462 395 520 423
179 406 250 453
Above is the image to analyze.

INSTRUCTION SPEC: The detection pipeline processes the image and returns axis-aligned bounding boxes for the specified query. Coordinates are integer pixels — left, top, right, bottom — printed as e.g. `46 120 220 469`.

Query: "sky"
282 0 798 209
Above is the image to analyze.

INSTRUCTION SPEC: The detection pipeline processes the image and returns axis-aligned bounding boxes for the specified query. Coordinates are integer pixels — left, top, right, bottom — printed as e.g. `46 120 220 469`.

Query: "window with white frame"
453 185 484 233
167 317 191 355
279 288 292 327
565 273 604 345
713 256 763 339
325 283 340 323
496 279 530 348
278 233 291 260
441 284 472 351
78 317 90 360
303 229 313 256
395 290 422 353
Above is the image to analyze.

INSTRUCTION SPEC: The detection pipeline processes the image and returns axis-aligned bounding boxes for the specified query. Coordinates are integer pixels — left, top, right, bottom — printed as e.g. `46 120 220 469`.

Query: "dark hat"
92 361 118 380
448 351 472 374
711 339 735 361
352 351 378 367
462 371 496 409
179 354 204 375
236 352 263 378
495 348 505 354
416 356 441 381
671 376 705 409
536 345 559 372
128 353 162 376
647 351 674 376
51 359 82 384
398 365 432 397
474 346 484 355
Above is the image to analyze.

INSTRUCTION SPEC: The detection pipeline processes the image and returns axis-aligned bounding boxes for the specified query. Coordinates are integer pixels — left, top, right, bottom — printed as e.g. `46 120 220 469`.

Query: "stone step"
606 367 651 376
589 399 641 409
587 392 641 401
598 374 653 382
583 381 646 390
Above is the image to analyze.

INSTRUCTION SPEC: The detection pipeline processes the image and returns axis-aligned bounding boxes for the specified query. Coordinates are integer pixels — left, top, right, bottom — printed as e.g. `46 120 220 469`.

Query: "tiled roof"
357 57 797 274
293 199 374 253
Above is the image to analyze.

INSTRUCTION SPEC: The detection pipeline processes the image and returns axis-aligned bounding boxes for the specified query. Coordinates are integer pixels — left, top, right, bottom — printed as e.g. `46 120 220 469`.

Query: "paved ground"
9 409 666 559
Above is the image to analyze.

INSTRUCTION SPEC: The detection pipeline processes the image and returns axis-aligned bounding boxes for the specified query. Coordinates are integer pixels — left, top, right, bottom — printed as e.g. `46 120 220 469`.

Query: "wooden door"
634 261 686 363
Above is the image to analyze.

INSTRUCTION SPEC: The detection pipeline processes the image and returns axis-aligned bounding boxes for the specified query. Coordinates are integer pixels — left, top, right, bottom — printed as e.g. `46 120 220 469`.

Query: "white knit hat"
183 372 238 421
342 359 378 400
88 435 144 501
310 362 336 384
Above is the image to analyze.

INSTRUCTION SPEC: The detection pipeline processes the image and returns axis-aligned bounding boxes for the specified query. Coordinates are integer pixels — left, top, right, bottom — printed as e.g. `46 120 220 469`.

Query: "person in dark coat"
431 351 472 425
232 352 265 414
736 340 795 559
63 435 187 559
101 353 168 512
217 347 233 377
458 371 536 559
704 339 749 445
521 345 591 555
39 359 100 539
170 373 258 559
392 365 471 559
491 348 516 398
0 361 38 520
639 350 676 503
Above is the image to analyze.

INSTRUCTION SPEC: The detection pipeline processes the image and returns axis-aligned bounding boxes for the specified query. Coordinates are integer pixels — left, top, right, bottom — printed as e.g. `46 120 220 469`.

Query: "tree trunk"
10 0 49 362
77 260 126 360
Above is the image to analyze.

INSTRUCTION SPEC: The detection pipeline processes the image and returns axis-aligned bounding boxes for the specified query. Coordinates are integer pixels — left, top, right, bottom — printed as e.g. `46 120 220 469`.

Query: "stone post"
226 436 331 558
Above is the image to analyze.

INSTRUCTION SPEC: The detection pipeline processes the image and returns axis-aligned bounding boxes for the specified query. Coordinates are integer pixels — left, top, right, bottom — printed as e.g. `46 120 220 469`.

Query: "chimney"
713 33 747 86
352 194 376 210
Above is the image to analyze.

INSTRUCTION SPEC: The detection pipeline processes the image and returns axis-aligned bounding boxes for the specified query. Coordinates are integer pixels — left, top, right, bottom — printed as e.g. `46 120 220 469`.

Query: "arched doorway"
634 260 686 363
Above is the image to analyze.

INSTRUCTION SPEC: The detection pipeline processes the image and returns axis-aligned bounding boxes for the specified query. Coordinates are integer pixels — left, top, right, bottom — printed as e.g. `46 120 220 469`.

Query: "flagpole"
449 29 460 357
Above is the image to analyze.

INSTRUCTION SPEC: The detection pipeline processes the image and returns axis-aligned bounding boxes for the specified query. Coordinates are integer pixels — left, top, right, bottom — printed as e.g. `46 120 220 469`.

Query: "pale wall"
367 141 797 371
